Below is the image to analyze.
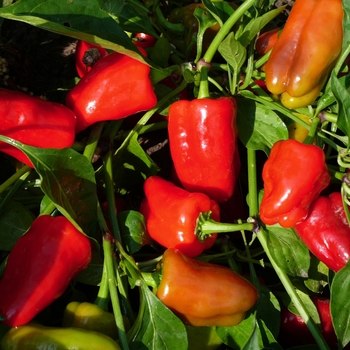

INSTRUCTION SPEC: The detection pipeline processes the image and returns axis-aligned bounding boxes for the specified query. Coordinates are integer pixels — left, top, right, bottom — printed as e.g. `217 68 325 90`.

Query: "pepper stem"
195 211 257 242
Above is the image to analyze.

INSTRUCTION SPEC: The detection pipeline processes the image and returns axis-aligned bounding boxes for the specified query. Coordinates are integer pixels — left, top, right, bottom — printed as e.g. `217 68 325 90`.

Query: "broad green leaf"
130 284 188 350
330 73 350 140
149 37 171 68
265 225 310 278
330 263 350 348
0 0 147 62
201 0 234 27
304 255 329 293
118 210 153 254
236 97 288 154
342 0 350 49
0 136 97 235
0 200 35 250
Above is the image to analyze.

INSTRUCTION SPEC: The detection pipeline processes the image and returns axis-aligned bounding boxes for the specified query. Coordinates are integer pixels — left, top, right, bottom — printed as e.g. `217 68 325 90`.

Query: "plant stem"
94 259 110 311
0 165 31 195
83 121 105 163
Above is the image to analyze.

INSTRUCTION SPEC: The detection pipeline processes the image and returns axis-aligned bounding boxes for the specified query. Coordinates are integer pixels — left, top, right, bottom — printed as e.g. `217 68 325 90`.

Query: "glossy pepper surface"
62 301 119 339
0 87 76 167
75 40 108 78
260 139 330 228
168 97 240 203
0 215 92 327
66 50 157 132
1 323 121 350
264 0 343 109
294 192 350 272
140 175 219 257
156 248 258 327
255 28 280 56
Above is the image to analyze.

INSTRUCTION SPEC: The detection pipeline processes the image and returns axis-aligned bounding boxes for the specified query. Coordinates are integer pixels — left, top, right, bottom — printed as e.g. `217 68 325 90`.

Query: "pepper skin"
255 28 280 56
287 113 312 143
139 175 219 257
1 323 121 350
278 297 338 349
132 33 157 49
66 50 157 132
294 192 350 272
75 40 108 78
62 301 119 340
0 215 92 327
264 0 343 109
0 87 76 168
168 97 240 203
156 248 258 327
260 139 330 228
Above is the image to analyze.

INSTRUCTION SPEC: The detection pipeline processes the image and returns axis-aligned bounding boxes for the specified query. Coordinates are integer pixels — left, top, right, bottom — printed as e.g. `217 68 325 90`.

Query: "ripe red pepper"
260 139 331 228
0 215 92 327
278 297 338 349
66 50 157 132
156 248 258 327
132 33 157 49
139 175 219 257
294 192 350 272
75 40 108 78
168 97 240 203
0 87 76 168
255 28 280 56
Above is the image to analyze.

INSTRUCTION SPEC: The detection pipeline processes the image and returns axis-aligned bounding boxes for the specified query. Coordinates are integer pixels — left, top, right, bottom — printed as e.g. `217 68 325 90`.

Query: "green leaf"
304 255 329 294
265 225 310 278
330 73 350 140
342 0 350 49
0 200 35 250
131 284 188 350
149 37 171 68
236 97 288 154
201 0 234 27
331 263 350 348
118 210 153 254
0 136 98 235
0 0 146 62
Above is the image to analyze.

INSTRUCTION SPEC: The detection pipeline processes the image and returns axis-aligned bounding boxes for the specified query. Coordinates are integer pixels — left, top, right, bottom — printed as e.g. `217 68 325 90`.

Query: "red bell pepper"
0 215 92 327
294 192 350 272
0 87 76 168
66 50 157 132
260 139 330 228
168 97 240 203
139 175 219 257
132 33 157 49
75 40 108 78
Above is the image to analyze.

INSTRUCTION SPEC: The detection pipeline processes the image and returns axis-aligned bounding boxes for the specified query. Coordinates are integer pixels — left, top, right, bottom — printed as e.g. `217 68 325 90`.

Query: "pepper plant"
0 0 349 349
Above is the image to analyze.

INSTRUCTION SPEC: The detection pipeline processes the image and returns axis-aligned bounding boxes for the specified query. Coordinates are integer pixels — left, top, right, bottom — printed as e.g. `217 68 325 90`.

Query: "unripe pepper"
62 301 119 340
1 323 121 350
66 50 157 132
0 215 92 327
168 97 240 203
294 192 350 272
139 175 219 257
0 87 76 168
260 139 330 228
156 248 258 327
264 0 343 109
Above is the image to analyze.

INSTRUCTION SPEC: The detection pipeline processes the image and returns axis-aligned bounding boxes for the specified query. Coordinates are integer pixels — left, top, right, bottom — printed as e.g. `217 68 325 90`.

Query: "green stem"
0 165 31 195
94 259 110 311
153 4 185 36
197 65 210 99
202 0 255 63
304 116 320 145
221 238 240 273
318 111 338 124
246 148 330 350
83 122 105 162
40 199 57 216
103 234 129 350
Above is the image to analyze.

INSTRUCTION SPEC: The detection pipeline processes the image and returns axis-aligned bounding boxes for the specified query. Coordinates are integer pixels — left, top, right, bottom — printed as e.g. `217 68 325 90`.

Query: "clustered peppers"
0 215 92 327
156 248 258 327
260 139 331 228
168 96 240 203
66 49 157 132
294 192 350 272
140 175 219 257
264 0 343 109
0 87 76 167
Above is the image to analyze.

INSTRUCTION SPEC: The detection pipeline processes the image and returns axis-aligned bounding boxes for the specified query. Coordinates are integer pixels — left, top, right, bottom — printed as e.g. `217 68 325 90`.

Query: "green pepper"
0 323 121 350
62 301 119 340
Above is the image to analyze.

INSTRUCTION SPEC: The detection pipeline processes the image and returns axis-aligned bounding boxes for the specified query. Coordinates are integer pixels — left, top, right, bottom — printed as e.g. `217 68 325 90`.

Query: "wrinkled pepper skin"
66 51 157 132
1 323 121 350
140 176 219 257
156 249 258 327
62 302 119 340
260 139 330 228
75 40 108 78
168 97 240 203
294 192 350 272
0 88 76 167
0 215 92 327
264 0 343 109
